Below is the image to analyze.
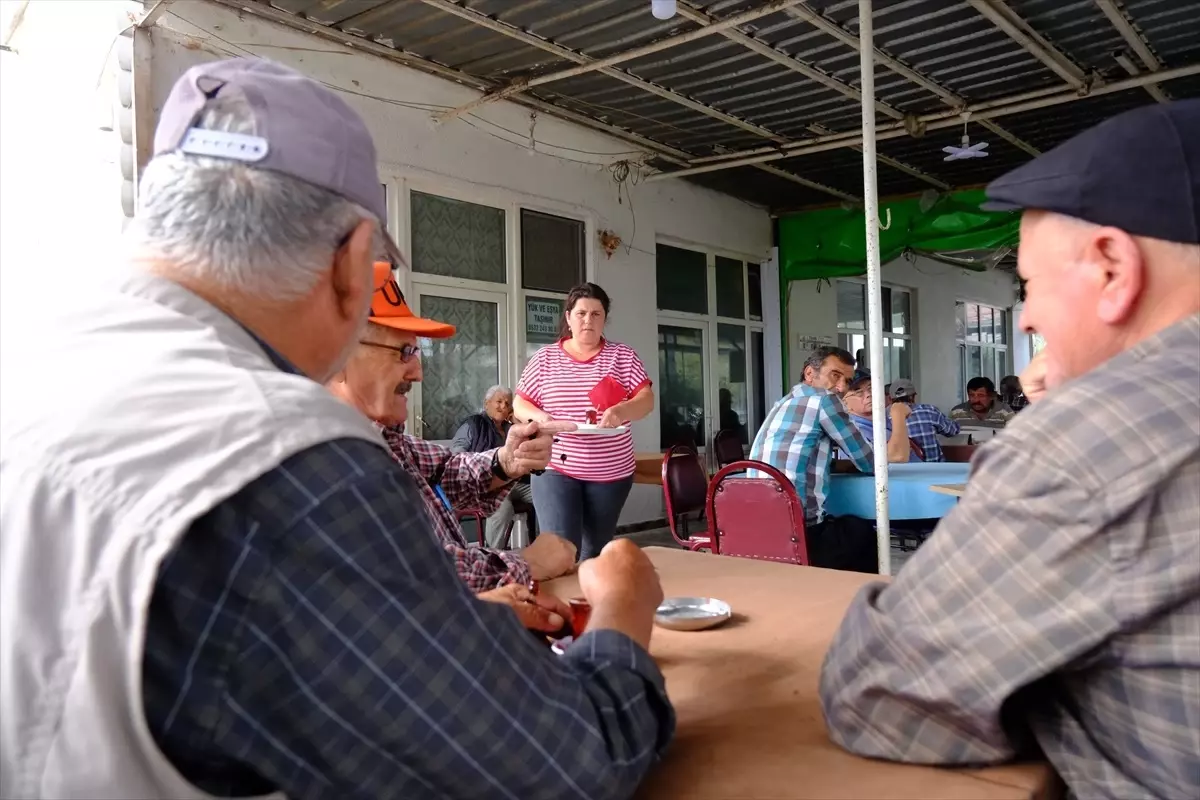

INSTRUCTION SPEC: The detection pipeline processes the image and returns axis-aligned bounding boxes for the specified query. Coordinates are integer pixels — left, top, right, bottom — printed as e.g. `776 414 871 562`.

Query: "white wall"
148 2 772 524
786 255 1019 412
0 0 133 337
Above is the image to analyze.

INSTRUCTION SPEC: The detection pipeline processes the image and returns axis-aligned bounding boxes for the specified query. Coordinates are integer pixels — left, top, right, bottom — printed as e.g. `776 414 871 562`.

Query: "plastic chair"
713 429 745 468
661 445 712 551
706 460 808 565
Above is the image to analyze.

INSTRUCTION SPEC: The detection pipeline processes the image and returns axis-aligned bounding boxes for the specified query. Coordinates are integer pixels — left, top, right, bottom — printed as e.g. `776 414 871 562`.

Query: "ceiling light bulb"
651 0 676 20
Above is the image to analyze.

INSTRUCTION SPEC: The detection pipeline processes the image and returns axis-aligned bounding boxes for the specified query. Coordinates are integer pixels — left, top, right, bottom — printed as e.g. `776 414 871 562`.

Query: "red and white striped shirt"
516 339 651 482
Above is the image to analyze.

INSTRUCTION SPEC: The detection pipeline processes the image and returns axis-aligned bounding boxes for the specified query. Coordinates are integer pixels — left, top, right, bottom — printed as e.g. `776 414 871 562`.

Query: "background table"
825 462 970 520
634 452 665 485
545 548 1058 799
930 483 967 498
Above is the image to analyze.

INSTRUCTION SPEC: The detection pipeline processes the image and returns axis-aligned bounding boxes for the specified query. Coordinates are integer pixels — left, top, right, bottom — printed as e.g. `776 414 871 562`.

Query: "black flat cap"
983 99 1199 244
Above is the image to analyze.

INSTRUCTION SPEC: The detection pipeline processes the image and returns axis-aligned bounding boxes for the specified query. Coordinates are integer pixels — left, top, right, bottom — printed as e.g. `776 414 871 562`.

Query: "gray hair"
483 385 512 405
131 91 380 301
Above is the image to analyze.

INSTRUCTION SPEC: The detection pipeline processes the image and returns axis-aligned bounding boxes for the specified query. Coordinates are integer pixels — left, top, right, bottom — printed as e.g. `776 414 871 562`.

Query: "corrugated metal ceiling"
239 0 1200 211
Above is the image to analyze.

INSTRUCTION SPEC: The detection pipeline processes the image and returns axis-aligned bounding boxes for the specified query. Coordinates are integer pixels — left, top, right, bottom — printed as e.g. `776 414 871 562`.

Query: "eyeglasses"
359 341 421 362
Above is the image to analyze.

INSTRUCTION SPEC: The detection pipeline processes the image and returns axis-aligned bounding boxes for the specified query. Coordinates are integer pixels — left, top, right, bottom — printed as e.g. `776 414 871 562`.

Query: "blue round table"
825 462 970 520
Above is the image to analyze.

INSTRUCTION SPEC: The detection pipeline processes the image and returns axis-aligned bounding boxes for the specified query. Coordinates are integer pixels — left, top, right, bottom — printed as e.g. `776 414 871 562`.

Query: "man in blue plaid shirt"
888 379 959 462
749 346 912 573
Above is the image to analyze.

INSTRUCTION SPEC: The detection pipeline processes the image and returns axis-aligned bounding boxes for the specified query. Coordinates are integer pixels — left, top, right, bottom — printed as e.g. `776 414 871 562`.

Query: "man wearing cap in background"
0 58 674 799
888 378 959 462
327 263 578 594
821 100 1199 800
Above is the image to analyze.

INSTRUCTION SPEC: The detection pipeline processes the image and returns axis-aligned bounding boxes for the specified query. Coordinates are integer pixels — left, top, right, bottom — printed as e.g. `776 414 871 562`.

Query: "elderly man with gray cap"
0 58 673 799
821 100 1199 800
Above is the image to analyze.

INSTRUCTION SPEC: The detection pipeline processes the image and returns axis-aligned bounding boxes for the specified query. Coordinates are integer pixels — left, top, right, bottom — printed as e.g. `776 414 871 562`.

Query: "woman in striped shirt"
514 283 655 560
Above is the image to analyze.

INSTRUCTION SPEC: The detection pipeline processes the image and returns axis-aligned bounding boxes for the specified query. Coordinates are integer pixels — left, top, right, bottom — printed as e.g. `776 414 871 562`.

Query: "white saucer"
571 424 628 436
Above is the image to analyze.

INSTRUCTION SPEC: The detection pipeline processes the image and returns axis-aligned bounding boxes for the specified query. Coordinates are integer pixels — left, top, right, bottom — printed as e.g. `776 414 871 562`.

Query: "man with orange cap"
327 263 579 606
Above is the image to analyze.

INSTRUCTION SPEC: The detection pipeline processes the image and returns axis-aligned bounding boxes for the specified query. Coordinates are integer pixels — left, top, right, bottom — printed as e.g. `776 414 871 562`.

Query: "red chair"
456 509 515 549
713 429 745 468
943 444 977 463
661 445 712 551
706 460 808 565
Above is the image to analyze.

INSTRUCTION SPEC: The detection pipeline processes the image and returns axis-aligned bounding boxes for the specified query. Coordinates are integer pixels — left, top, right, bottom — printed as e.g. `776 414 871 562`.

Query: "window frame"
655 237 767 460
955 299 1012 403
385 171 594 440
833 277 916 384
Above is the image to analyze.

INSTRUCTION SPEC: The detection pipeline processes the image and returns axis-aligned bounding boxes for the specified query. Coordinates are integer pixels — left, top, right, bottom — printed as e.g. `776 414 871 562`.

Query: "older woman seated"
452 386 538 548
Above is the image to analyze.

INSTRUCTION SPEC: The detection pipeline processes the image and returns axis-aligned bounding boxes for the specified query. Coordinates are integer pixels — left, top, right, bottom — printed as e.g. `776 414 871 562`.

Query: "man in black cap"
820 100 1199 800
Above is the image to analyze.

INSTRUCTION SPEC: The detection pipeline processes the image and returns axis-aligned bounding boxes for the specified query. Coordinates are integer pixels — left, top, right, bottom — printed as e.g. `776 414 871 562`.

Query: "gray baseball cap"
153 57 405 265
889 378 917 400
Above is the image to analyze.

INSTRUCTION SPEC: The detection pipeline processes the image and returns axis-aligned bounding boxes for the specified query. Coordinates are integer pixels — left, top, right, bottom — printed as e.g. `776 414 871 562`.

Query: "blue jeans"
531 470 634 561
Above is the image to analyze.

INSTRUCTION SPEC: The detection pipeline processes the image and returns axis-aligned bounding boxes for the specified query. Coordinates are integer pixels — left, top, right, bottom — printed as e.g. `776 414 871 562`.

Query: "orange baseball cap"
369 262 456 339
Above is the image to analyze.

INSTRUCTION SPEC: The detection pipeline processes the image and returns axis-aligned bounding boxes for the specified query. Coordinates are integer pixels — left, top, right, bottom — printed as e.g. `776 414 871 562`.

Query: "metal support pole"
858 0 891 576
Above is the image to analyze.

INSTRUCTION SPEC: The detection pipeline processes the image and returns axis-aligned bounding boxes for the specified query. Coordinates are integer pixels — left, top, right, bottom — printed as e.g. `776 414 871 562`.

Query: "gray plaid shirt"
820 314 1200 800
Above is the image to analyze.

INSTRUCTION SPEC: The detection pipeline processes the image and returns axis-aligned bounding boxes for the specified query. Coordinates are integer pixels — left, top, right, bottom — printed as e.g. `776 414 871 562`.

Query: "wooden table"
634 451 665 485
930 483 967 498
545 548 1058 799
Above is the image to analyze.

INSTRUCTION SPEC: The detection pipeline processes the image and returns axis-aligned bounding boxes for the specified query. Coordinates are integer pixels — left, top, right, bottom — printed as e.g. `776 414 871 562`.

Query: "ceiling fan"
942 117 989 161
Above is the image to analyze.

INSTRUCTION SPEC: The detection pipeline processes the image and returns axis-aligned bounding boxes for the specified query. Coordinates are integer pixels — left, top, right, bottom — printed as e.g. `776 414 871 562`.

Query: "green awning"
778 189 1020 281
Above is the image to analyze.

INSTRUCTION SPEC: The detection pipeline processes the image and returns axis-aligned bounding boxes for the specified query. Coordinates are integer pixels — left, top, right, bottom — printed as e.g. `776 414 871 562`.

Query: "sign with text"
526 298 563 343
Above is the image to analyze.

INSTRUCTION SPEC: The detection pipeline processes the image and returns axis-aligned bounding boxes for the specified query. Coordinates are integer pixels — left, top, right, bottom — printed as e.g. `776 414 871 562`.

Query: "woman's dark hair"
559 282 611 338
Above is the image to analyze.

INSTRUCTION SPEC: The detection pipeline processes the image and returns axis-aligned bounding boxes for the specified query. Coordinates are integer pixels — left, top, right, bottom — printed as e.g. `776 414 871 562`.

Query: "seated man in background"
842 376 920 462
998 374 1028 412
888 379 959 462
950 376 1014 425
327 264 577 593
750 346 911 573
820 100 1199 800
451 385 538 547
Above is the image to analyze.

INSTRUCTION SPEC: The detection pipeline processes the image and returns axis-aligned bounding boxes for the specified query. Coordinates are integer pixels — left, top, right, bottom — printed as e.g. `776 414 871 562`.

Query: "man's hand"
889 401 912 421
598 406 625 429
1020 351 1054 404
478 583 572 633
497 420 578 479
521 534 577 580
577 539 663 651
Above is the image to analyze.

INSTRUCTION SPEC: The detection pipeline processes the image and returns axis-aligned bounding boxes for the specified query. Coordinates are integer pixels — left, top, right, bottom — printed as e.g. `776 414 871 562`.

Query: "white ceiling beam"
136 0 176 28
966 0 1088 89
424 0 808 124
645 63 1200 180
1094 0 1169 103
782 4 1040 158
198 0 855 204
674 2 903 120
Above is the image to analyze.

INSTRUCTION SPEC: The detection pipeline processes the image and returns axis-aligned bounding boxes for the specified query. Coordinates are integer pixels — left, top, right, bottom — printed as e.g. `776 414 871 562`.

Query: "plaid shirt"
820 314 1200 800
378 424 531 592
749 382 874 523
902 403 959 462
848 413 921 463
144 437 674 799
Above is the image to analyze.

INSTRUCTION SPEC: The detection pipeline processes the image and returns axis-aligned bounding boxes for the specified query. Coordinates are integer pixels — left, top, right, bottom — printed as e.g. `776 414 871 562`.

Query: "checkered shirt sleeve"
379 426 530 591
145 438 674 799
819 315 1200 800
819 394 874 473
